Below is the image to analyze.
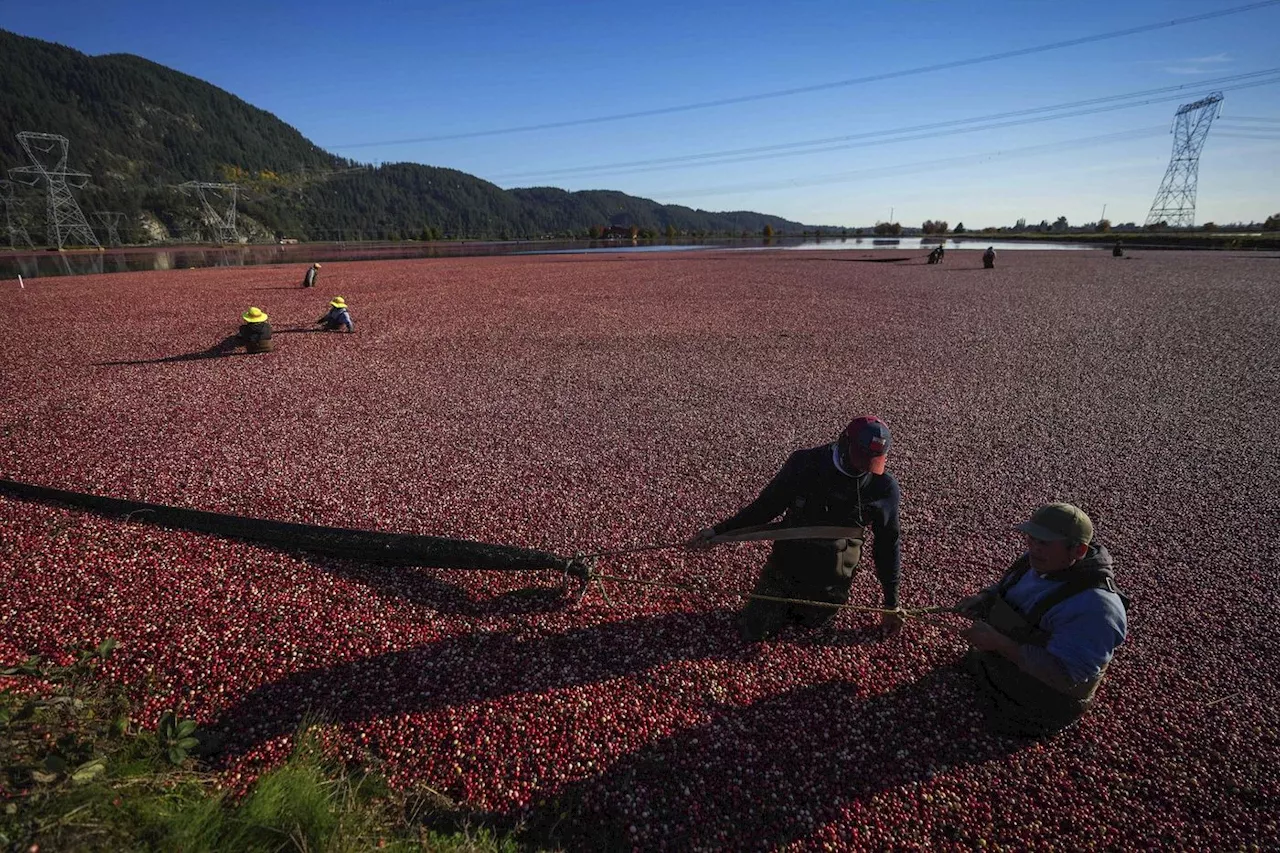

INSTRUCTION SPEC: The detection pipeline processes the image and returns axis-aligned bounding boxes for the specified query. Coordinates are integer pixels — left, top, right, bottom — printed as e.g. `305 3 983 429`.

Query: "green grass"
1 646 528 852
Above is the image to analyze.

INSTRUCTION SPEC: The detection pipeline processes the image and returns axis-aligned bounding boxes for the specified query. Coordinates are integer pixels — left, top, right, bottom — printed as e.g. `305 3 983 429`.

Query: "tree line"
0 29 810 246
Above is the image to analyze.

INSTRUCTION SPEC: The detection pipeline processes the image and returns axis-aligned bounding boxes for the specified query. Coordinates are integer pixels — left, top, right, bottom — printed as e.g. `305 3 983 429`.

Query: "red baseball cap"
840 415 891 474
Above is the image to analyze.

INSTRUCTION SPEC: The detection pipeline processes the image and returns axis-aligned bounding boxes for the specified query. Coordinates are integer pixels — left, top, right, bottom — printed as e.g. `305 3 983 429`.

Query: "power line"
329 0 1280 149
491 69 1280 182
1217 115 1280 123
648 127 1168 201
1214 131 1280 139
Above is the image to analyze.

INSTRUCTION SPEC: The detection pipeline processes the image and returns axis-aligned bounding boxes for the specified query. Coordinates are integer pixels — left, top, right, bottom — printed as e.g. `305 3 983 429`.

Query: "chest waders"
967 565 1116 737
739 527 866 641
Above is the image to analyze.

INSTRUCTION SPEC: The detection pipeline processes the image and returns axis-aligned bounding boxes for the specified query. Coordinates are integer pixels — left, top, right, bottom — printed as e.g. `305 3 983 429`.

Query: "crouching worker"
302 262 320 288
317 296 354 332
688 416 903 641
1112 242 1124 258
953 503 1128 737
237 306 274 353
982 246 996 268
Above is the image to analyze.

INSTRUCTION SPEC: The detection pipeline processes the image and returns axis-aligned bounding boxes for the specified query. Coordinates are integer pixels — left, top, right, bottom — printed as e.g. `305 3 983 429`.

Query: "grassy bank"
0 644 522 852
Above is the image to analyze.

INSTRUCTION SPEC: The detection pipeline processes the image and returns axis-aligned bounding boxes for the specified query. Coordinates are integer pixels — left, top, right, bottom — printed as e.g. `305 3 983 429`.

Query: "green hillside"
0 29 811 245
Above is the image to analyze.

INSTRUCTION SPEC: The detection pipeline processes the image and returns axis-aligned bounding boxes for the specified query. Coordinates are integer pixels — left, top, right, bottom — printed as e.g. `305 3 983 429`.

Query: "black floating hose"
0 478 575 574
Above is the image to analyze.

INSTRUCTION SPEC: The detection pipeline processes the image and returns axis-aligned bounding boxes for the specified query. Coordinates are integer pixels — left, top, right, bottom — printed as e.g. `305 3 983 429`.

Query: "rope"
585 569 955 620
572 524 865 560
0 478 963 620
573 525 955 620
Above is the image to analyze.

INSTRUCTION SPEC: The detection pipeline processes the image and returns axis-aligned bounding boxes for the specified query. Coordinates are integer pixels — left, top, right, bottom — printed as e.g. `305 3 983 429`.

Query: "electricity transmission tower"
0 179 35 249
1144 92 1223 228
92 211 125 246
177 181 241 243
7 132 101 249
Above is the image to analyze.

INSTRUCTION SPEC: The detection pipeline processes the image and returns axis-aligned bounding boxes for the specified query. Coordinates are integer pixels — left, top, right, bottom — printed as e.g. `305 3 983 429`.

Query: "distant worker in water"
928 245 945 265
237 307 274 353
302 262 320 288
983 246 997 269
1112 242 1124 258
317 296 355 333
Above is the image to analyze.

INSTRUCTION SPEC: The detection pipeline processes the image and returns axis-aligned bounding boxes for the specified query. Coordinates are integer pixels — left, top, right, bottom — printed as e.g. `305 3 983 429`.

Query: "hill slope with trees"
0 29 811 244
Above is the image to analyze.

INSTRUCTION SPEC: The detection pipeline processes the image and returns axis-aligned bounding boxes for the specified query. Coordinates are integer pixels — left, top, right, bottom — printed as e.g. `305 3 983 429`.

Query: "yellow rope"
585 569 954 620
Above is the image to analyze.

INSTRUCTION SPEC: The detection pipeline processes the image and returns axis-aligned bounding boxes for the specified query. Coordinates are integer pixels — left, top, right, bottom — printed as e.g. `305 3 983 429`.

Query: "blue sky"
3 0 1278 227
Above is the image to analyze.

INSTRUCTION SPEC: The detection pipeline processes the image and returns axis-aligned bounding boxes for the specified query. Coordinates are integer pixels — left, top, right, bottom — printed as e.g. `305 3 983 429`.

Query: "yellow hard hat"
329 297 347 309
242 307 268 323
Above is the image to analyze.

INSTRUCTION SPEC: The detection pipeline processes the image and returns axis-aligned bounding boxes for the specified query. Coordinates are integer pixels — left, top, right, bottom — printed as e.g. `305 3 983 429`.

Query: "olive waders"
739 528 865 641
967 566 1119 737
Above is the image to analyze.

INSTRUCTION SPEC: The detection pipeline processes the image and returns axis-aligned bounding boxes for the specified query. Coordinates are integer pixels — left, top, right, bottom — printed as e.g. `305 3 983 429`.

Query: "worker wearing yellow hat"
302 262 320 288
237 306 275 352
316 296 354 333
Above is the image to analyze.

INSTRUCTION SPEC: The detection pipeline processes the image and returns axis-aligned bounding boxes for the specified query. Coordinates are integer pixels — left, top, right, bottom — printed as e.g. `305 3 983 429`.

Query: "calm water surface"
0 236 1092 279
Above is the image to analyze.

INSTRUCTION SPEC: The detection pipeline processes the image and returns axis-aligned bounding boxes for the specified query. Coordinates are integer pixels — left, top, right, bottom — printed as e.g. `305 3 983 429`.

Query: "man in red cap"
689 416 902 640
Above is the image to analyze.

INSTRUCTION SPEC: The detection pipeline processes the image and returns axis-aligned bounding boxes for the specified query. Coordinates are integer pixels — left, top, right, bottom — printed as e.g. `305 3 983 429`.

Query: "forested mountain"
0 29 812 245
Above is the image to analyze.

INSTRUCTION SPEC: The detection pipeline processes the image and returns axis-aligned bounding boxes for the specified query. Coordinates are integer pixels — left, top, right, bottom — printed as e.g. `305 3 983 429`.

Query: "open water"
0 236 1094 279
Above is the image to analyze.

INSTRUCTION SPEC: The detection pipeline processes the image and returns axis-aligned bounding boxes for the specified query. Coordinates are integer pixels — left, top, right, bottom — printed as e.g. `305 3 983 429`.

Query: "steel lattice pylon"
0 179 35 249
7 132 101 249
177 181 241 244
1144 92 1223 228
92 211 125 247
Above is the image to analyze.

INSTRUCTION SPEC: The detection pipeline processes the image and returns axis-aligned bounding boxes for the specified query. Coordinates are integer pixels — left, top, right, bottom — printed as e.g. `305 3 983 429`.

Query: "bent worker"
982 246 996 268
1112 242 1124 258
237 307 274 353
317 296 355 333
689 415 903 640
953 503 1129 737
302 262 320 288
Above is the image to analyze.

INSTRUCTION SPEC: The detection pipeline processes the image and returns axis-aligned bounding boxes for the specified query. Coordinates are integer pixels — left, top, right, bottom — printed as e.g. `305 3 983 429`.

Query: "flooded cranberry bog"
1 249 1277 848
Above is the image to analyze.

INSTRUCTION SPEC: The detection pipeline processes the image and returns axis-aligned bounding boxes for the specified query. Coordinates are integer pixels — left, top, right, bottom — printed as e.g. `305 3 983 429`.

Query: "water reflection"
0 235 1095 279
785 237 1093 252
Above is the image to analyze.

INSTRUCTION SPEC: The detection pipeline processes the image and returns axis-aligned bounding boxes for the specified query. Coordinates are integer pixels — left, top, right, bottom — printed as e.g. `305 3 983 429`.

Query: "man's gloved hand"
879 609 906 638
685 527 719 550
960 620 1017 658
953 593 989 619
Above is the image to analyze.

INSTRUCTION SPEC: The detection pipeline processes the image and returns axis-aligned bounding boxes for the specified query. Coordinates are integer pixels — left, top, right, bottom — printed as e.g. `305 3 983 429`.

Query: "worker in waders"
237 306 274 353
953 503 1129 737
1112 242 1124 258
689 416 903 640
982 246 996 269
317 296 354 332
302 262 320 288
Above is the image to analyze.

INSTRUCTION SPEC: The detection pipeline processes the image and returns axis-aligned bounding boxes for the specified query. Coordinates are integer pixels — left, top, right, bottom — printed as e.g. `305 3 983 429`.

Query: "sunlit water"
0 236 1094 279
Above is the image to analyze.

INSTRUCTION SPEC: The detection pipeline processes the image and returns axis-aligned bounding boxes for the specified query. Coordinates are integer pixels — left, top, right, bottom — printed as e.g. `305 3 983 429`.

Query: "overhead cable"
329 0 1280 148
649 127 1168 200
492 70 1280 182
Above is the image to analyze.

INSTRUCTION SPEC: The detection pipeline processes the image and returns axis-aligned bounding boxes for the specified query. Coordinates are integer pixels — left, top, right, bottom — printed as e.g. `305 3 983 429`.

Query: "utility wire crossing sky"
5 0 1279 227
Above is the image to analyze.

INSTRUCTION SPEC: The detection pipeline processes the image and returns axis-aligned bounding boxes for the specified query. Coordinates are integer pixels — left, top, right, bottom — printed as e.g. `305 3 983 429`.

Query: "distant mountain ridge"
0 29 816 244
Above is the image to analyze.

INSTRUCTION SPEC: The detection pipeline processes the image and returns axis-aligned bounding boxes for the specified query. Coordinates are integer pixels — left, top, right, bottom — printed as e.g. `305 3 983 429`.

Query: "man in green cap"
952 503 1129 736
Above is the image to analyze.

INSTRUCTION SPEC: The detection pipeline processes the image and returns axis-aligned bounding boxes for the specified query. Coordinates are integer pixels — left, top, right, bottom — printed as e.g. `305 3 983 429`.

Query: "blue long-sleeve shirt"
1000 558 1128 684
319 307 353 331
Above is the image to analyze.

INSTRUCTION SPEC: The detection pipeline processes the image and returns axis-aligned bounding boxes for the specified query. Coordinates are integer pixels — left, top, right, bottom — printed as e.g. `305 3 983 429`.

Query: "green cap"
1015 503 1093 545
